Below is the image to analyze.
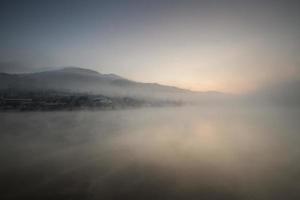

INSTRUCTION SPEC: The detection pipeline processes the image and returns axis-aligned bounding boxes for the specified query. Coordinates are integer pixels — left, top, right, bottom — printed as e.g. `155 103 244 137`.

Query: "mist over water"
1 106 300 200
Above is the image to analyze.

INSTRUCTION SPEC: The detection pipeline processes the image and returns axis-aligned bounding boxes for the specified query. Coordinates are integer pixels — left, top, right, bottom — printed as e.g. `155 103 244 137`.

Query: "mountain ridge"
0 66 228 102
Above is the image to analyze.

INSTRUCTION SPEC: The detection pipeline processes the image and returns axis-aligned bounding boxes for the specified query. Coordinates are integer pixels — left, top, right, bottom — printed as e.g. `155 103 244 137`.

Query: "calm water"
0 106 300 200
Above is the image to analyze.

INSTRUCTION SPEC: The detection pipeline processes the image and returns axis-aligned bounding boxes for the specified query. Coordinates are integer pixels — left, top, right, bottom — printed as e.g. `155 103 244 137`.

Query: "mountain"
0 67 223 101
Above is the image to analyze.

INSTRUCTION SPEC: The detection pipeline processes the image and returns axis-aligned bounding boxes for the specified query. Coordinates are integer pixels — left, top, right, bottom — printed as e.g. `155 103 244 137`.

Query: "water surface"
0 106 300 200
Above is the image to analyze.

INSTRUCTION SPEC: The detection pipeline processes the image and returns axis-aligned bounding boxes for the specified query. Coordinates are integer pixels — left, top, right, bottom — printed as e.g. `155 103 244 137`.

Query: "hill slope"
0 67 214 101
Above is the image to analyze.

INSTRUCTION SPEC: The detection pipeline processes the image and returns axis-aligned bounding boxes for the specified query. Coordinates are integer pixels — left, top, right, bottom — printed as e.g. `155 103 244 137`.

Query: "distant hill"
0 67 226 102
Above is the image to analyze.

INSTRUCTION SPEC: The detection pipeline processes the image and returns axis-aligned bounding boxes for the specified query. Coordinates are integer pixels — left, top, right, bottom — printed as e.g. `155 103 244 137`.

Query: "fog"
1 106 300 200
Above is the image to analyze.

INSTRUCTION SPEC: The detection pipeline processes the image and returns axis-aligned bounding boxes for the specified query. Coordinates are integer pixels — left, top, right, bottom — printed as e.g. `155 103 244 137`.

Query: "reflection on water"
0 106 300 200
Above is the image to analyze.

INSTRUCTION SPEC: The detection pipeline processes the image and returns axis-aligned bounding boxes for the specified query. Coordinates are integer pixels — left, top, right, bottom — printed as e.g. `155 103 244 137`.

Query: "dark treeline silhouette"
0 89 183 111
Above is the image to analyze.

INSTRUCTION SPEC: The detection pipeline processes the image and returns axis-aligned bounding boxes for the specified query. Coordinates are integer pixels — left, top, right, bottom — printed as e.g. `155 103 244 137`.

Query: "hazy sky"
1 0 300 92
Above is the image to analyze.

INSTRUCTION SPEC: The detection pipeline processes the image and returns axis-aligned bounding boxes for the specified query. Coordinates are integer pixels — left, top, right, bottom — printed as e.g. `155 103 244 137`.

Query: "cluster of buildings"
0 94 115 111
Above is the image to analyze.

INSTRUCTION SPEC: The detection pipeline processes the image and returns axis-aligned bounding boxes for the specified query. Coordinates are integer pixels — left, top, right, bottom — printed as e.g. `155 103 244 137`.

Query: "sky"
0 0 300 93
